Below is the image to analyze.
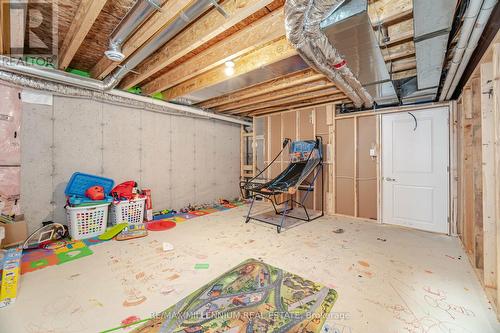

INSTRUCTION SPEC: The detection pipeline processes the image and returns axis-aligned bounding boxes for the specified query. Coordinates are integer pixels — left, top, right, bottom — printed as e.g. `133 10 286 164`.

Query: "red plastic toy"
85 186 105 200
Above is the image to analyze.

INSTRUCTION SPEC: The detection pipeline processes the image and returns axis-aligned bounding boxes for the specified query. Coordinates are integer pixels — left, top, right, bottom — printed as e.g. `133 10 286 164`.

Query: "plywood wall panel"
357 116 377 219
270 114 282 158
316 106 329 134
299 108 314 140
282 111 296 163
335 118 355 216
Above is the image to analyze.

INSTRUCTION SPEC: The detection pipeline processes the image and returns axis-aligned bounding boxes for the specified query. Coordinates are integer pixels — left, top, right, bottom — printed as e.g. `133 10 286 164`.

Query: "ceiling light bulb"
224 66 235 76
225 61 235 68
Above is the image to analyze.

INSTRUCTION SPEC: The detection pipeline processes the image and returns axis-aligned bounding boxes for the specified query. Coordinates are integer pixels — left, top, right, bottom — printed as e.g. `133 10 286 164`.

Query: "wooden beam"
381 30 413 47
120 0 275 89
480 61 497 288
389 57 416 73
383 41 415 62
58 0 108 70
229 87 341 115
215 79 333 112
472 77 484 269
198 69 323 109
161 36 297 100
391 68 416 80
141 8 286 95
249 94 348 116
90 0 189 79
492 43 500 318
372 9 413 29
0 1 10 55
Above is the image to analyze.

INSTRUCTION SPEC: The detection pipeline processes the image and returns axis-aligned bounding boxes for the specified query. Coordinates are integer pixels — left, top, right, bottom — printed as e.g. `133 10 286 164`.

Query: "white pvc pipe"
444 0 497 100
440 0 497 100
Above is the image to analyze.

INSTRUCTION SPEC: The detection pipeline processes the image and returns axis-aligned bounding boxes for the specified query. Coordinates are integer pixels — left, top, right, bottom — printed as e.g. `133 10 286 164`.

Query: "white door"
381 107 449 233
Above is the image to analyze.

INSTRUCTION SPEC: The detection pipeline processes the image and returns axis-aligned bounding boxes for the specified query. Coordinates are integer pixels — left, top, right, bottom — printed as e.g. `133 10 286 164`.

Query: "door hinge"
447 216 450 224
447 166 450 173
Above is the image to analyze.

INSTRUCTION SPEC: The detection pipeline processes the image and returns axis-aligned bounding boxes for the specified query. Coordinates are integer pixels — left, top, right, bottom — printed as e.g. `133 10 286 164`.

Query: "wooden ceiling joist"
142 8 286 95
198 69 324 109
391 68 417 80
161 36 297 100
228 87 341 115
214 79 333 112
90 0 189 79
249 94 348 116
120 0 276 90
372 8 413 28
58 0 108 70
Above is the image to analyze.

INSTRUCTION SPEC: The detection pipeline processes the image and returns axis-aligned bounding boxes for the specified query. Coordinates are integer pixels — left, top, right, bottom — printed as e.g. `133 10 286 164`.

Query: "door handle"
385 177 397 182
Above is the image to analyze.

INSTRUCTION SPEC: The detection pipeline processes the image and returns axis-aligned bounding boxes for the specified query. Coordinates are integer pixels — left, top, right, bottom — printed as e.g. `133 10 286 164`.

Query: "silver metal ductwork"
102 0 218 91
397 0 458 104
105 0 162 62
285 0 374 108
320 0 398 106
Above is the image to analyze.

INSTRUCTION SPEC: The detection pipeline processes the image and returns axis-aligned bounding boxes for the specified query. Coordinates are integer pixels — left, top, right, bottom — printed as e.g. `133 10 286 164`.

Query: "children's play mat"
128 258 338 333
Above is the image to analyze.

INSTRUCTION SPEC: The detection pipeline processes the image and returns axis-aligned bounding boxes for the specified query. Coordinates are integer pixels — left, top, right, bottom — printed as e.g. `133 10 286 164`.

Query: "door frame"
379 105 452 234
330 101 456 234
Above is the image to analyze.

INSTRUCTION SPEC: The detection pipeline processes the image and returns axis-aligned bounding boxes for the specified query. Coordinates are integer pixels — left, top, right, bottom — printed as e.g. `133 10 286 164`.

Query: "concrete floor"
0 203 499 333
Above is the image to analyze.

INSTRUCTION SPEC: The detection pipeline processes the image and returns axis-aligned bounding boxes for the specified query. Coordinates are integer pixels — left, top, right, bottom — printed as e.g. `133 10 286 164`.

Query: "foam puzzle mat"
4 200 246 276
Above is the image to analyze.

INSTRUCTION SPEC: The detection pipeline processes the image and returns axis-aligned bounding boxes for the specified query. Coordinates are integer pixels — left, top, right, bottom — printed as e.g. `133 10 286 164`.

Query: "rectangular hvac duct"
321 0 399 106
414 0 458 92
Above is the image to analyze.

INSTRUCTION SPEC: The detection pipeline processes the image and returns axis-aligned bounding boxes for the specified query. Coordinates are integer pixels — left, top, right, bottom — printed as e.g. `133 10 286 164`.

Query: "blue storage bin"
65 172 115 206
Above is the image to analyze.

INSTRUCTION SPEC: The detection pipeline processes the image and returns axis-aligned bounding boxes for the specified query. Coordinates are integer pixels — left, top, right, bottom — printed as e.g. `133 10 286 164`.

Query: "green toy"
98 223 128 240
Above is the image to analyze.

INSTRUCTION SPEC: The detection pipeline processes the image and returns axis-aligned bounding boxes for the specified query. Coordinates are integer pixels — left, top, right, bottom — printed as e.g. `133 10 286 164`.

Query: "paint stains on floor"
123 296 147 307
358 261 370 268
121 315 140 326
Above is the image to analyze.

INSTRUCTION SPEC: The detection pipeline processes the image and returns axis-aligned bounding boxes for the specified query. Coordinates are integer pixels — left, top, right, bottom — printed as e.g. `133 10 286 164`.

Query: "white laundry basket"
109 197 146 225
66 203 110 240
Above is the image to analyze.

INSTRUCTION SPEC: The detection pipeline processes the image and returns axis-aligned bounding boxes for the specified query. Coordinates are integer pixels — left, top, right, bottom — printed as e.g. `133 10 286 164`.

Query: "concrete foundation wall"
19 91 240 232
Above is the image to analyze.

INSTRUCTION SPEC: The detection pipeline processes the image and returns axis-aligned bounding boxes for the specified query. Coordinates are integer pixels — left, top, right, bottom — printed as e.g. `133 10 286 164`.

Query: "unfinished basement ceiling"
12 0 456 115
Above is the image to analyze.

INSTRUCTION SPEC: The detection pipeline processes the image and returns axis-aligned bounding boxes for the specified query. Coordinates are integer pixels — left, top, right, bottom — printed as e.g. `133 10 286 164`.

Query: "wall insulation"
16 88 240 232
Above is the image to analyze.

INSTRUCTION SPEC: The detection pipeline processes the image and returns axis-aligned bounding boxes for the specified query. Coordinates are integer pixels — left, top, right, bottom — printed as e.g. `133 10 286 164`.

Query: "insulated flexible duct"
285 0 374 108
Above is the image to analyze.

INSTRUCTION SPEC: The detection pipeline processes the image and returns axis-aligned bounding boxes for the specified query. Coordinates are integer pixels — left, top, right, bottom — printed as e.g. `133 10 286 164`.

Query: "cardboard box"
1 220 27 248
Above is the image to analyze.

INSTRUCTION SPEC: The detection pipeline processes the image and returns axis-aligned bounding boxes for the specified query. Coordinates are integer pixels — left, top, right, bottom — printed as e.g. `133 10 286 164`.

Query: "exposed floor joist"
160 36 297 100
58 0 108 70
249 94 348 116
228 87 342 115
142 8 286 95
214 79 334 113
119 0 277 90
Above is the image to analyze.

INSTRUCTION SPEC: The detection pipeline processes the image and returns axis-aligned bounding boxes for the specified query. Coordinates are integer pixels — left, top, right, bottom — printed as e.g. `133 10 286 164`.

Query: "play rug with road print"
132 259 338 333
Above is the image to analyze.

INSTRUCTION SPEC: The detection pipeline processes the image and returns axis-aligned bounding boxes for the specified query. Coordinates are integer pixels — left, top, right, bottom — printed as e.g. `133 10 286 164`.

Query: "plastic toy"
111 181 138 201
98 223 128 240
85 185 105 200
115 224 148 241
23 223 67 250
0 246 23 308
145 220 176 231
65 172 114 205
